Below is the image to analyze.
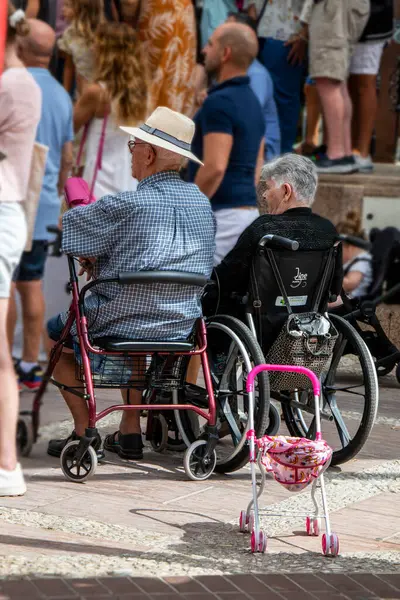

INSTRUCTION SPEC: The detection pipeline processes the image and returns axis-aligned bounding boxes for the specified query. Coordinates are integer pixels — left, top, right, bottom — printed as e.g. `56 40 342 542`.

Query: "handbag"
262 247 339 391
64 113 108 208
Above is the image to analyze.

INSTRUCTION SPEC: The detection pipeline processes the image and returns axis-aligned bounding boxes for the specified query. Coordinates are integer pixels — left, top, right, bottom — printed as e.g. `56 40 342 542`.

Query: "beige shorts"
0 203 27 299
309 0 371 82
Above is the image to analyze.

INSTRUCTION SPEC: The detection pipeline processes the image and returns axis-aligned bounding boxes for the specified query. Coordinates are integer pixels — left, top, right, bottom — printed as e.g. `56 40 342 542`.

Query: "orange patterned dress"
138 0 197 116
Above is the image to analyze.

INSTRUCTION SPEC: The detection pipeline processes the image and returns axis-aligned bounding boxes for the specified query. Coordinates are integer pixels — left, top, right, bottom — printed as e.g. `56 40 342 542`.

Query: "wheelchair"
240 234 379 467
338 228 400 383
20 242 271 481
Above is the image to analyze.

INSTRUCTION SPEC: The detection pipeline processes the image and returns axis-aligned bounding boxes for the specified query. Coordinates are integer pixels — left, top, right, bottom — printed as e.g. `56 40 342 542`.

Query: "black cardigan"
208 207 343 315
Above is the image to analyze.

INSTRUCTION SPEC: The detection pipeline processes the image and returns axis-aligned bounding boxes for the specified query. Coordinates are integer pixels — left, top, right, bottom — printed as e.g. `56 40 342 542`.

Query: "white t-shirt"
343 252 373 298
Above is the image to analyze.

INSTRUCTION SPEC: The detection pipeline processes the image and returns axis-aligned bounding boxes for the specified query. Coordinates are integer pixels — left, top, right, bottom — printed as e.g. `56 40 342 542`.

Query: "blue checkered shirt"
61 171 216 340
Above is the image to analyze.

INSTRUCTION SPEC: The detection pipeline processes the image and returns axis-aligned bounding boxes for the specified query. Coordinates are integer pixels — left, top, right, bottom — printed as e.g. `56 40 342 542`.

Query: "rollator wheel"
60 440 97 483
150 414 169 453
183 440 217 481
17 417 34 457
265 403 281 436
239 510 247 533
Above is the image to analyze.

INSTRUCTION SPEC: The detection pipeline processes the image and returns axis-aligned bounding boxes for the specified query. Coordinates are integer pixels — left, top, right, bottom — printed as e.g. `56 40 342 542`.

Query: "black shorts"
13 240 48 282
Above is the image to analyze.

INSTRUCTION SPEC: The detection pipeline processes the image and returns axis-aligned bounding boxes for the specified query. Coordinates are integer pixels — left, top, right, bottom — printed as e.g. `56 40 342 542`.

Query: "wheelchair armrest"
118 271 208 288
337 234 371 251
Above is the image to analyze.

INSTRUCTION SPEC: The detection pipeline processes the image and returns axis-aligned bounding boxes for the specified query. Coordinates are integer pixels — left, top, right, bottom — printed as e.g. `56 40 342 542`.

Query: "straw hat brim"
120 126 203 166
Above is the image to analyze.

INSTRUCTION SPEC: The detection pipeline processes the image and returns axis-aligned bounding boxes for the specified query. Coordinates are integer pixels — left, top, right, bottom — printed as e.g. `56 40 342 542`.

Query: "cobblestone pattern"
1 573 400 600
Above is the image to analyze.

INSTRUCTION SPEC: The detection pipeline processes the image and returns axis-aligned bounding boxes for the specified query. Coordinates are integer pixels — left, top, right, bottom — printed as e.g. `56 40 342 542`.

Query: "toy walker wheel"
17 417 34 457
396 363 400 385
248 511 255 534
60 440 97 483
313 518 320 537
150 414 169 452
322 533 340 557
183 439 216 481
239 510 247 533
306 516 312 536
251 529 267 553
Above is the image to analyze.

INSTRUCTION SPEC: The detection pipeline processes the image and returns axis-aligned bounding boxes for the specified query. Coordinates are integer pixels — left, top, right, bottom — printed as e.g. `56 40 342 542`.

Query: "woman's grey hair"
260 153 318 205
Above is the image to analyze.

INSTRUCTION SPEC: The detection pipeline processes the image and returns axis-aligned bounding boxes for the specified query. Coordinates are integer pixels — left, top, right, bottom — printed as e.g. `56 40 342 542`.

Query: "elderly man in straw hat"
46 107 216 462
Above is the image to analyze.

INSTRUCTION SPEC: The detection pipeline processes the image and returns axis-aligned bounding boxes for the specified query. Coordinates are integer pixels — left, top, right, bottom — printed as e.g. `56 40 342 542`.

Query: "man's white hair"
156 147 186 170
260 153 318 205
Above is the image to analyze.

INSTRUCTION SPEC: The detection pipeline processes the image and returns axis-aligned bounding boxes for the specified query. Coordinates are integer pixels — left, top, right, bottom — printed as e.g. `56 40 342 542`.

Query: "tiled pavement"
2 573 400 600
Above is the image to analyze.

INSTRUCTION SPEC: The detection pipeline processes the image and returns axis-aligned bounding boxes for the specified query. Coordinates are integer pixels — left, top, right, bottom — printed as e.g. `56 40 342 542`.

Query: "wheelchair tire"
176 315 270 474
281 314 378 466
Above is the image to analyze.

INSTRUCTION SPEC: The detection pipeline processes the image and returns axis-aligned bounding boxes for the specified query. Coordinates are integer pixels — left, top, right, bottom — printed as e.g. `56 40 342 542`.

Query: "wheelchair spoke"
324 394 352 447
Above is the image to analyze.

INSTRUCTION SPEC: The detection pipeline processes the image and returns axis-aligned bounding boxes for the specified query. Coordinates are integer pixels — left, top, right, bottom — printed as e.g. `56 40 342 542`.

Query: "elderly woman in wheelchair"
205 154 378 466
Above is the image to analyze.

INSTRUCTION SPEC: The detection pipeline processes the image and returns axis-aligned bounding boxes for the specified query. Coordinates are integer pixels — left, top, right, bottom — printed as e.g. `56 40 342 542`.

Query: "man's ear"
283 183 292 201
222 45 231 64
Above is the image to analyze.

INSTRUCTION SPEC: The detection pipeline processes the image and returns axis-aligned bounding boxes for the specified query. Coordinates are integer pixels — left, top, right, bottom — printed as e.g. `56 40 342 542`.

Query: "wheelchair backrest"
248 246 336 345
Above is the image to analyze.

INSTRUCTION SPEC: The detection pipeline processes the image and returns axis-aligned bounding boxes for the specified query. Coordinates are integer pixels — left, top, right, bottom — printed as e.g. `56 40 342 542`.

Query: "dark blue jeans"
259 37 304 154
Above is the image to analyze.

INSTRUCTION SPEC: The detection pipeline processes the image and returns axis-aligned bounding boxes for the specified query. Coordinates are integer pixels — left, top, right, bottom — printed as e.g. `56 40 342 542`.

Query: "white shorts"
349 41 386 75
0 203 27 298
214 207 259 266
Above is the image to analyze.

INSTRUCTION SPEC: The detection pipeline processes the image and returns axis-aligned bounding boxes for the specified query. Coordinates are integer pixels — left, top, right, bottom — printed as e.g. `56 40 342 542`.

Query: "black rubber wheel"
16 417 34 457
265 403 281 436
396 362 400 385
60 440 97 483
281 314 378 466
176 315 270 474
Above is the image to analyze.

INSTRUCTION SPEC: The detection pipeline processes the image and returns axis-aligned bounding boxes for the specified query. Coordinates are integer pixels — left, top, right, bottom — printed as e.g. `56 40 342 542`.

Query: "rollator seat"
94 337 194 352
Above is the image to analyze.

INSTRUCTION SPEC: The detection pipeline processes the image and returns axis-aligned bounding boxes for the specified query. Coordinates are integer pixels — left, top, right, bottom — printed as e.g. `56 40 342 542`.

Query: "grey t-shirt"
344 252 373 298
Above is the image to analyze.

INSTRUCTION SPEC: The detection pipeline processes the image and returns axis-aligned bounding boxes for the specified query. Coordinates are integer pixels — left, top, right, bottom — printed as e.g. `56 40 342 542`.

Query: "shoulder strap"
343 255 371 276
256 0 269 27
89 112 109 198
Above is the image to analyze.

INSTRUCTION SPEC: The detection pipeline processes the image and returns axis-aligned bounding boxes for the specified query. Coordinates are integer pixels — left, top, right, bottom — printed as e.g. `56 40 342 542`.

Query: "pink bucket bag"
64 113 108 208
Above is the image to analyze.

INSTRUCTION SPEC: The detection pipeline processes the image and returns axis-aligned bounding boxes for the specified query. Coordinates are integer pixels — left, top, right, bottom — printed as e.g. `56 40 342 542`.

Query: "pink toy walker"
240 364 339 557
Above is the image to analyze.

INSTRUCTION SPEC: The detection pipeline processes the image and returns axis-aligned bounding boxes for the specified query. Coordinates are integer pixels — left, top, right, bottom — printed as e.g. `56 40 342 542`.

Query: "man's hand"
78 257 96 281
285 26 308 66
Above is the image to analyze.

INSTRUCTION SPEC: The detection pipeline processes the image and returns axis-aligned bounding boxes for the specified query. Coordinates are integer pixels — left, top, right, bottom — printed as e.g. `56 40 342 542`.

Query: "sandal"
104 431 144 460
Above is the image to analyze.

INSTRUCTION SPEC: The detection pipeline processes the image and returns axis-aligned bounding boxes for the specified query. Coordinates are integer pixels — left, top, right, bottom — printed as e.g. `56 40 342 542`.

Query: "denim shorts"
13 240 48 282
47 313 74 349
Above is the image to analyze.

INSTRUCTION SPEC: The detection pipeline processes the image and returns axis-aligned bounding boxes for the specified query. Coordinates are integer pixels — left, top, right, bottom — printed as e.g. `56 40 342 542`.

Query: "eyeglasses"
127 140 156 154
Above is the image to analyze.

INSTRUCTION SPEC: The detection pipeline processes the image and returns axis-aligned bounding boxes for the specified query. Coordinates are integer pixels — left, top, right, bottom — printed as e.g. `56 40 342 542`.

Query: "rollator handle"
258 234 299 251
337 234 371 251
118 270 208 288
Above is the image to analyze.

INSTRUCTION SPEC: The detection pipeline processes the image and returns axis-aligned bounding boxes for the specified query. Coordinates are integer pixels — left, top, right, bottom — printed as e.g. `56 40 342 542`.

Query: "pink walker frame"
241 364 340 557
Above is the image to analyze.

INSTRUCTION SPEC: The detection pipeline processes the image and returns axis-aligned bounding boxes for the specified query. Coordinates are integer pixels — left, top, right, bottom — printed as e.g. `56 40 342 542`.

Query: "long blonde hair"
71 0 104 42
94 22 148 125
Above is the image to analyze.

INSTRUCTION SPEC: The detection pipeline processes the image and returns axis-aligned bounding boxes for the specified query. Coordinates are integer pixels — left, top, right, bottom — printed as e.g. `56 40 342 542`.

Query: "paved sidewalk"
2 573 400 600
0 372 398 591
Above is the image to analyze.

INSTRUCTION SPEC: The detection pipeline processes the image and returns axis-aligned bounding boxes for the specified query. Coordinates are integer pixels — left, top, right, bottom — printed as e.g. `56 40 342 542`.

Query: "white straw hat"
120 106 203 165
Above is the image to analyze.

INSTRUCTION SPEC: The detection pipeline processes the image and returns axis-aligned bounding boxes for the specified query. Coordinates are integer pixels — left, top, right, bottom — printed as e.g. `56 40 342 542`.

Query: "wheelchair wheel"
281 314 378 466
176 315 270 474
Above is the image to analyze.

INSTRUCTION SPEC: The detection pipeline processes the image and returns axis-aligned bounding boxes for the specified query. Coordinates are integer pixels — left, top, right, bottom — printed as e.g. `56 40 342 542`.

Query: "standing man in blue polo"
188 22 265 265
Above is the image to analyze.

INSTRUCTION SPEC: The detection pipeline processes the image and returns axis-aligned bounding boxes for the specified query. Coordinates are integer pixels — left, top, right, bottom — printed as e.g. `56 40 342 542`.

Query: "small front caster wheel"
251 529 267 553
322 533 340 557
183 440 217 481
17 417 34 457
60 440 97 483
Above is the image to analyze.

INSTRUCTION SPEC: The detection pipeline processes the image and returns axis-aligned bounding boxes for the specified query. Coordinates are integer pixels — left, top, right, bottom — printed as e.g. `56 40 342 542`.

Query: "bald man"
7 19 73 391
188 22 265 265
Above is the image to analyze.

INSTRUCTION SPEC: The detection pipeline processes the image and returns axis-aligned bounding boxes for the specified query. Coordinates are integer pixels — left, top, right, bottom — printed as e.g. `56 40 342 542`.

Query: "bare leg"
315 77 346 159
0 299 19 471
16 281 45 363
304 83 322 148
120 388 142 434
348 74 377 157
341 81 353 157
6 283 17 353
53 351 89 436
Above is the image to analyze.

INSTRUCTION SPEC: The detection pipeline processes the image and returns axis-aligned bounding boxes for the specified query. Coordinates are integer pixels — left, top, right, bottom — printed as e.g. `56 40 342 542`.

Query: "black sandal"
104 431 144 460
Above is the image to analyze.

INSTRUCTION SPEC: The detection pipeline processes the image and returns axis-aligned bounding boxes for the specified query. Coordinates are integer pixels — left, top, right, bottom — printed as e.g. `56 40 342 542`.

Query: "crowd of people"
0 0 392 495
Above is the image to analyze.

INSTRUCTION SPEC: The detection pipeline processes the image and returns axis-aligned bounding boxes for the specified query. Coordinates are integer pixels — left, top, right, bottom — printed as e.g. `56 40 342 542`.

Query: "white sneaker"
354 154 374 173
0 463 26 496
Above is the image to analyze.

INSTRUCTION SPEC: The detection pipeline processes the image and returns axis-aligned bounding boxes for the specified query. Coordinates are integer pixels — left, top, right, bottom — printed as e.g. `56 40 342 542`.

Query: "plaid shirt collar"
137 170 182 191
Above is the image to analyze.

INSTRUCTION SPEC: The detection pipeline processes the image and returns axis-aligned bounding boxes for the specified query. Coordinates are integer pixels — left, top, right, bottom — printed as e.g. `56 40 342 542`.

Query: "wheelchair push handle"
258 234 299 252
246 364 321 397
337 234 371 251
